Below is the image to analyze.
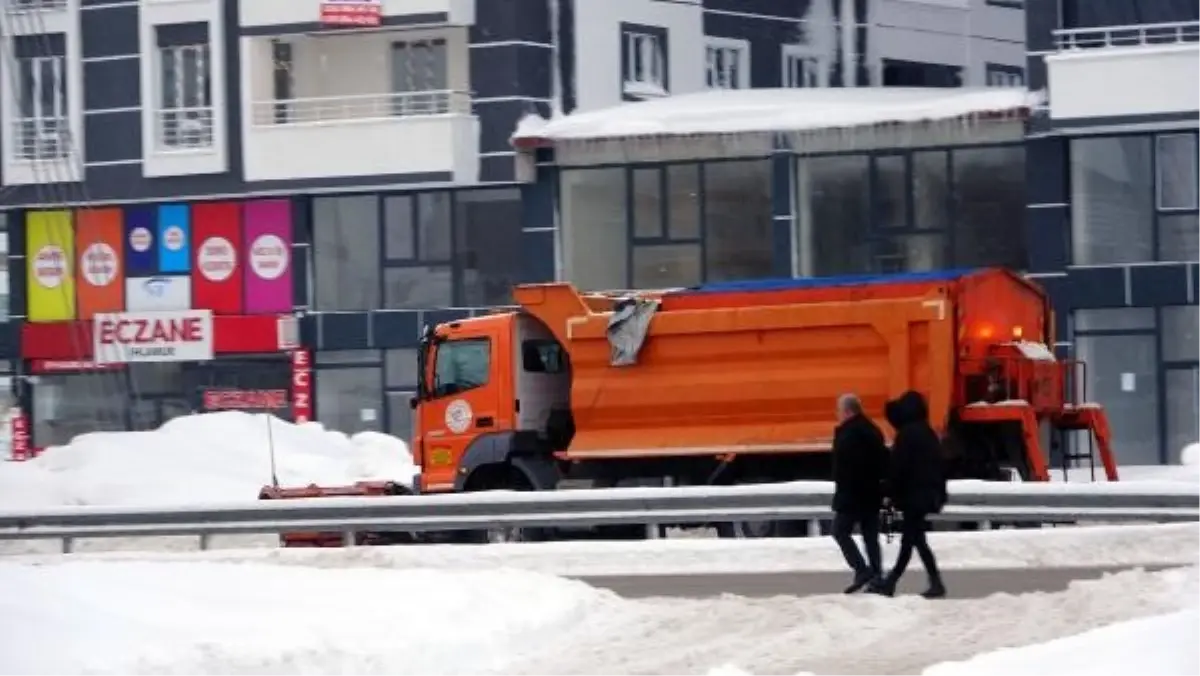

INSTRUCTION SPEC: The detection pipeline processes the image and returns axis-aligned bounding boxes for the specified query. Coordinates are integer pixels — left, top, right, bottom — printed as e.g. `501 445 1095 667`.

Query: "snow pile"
1182 442 1199 467
0 561 615 675
0 412 417 509
923 608 1199 675
512 87 1042 141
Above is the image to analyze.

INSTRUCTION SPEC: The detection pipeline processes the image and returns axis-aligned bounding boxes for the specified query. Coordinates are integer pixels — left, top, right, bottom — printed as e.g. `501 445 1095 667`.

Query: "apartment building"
0 0 1026 448
1023 0 1199 465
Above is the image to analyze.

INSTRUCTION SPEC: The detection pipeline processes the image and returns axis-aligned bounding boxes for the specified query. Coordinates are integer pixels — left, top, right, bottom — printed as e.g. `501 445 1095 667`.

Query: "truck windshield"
432 338 491 397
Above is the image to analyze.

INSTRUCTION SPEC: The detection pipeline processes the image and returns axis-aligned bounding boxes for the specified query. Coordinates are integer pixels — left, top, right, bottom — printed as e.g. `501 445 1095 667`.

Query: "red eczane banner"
320 1 381 26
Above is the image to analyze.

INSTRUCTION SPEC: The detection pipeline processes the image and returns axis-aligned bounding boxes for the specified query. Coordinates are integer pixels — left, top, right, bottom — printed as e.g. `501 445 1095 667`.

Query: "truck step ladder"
1052 405 1120 482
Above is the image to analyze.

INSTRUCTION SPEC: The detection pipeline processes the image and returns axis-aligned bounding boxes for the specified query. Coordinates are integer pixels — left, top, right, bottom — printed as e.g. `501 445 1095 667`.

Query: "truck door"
418 330 502 492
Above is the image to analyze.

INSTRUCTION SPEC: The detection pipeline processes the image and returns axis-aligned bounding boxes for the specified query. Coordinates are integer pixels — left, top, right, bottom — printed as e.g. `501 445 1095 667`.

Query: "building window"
382 192 454 309
782 45 825 88
621 23 668 99
705 37 750 90
157 43 213 149
313 195 381 311
882 59 962 88
0 213 8 322
390 39 449 115
985 0 1024 8
271 39 293 124
1156 133 1199 211
1071 136 1154 265
985 63 1025 87
14 52 67 160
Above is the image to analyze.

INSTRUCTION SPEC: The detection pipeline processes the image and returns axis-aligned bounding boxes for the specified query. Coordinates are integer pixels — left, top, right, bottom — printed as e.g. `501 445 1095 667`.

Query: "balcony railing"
4 0 67 12
10 117 69 161
250 90 470 127
155 107 214 151
1054 20 1200 50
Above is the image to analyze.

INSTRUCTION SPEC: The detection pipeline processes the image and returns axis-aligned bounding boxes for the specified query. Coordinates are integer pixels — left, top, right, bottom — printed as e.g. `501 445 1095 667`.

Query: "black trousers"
886 511 943 586
832 510 882 579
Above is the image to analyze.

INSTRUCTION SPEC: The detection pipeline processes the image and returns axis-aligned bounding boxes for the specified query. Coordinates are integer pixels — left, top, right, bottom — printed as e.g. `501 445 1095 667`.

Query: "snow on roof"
512 87 1042 146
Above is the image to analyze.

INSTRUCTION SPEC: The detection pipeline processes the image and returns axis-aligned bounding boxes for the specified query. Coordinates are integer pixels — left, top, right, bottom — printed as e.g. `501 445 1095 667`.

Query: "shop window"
1070 136 1154 265
384 195 415 260
455 188 523 306
703 159 773 283
874 155 908 229
666 164 701 240
315 350 381 365
385 348 419 388
433 338 490 397
561 168 628 291
1073 307 1156 332
1073 331 1160 465
1156 133 1198 211
632 168 663 239
384 267 453 309
386 390 416 441
1165 368 1199 462
315 367 382 434
912 150 950 231
632 243 702 289
1161 306 1199 363
952 145 1026 269
313 196 381 311
1158 214 1200 262
417 192 452 261
796 154 871 276
32 373 127 447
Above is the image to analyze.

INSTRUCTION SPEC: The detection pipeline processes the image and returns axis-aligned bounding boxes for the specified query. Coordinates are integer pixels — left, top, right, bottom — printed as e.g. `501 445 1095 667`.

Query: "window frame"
156 43 214 150
14 54 67 160
1156 133 1199 212
620 23 669 100
985 63 1025 87
704 36 750 90
781 43 825 88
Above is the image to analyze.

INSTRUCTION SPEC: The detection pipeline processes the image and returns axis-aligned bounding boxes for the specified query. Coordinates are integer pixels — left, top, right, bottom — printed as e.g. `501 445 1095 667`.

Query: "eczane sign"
93 310 214 364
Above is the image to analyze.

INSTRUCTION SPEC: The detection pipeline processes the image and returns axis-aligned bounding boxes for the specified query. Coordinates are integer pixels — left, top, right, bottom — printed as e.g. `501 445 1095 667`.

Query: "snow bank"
512 87 1041 141
922 608 1199 675
1182 442 1199 467
1 560 1192 675
0 561 614 675
0 412 417 509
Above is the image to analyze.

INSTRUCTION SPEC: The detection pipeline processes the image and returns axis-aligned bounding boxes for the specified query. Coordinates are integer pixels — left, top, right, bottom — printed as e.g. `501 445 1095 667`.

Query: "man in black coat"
830 393 890 593
871 389 948 599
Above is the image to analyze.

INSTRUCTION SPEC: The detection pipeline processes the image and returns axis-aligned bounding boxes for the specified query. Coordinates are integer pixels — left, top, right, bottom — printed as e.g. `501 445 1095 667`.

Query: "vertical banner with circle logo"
243 199 293 314
25 210 76 322
123 207 158 277
191 201 244 315
156 204 192 274
75 208 125 319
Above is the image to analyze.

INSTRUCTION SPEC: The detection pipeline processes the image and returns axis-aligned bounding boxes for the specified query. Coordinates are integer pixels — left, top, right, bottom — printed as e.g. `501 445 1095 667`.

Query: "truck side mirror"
409 395 419 410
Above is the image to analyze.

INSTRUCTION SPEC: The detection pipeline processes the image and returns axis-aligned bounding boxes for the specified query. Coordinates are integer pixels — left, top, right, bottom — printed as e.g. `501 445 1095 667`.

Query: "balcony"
239 29 478 183
1047 21 1200 124
238 0 474 31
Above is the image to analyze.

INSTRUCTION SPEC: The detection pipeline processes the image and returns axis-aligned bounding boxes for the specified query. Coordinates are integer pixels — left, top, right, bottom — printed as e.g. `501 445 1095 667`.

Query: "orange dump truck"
265 267 1118 544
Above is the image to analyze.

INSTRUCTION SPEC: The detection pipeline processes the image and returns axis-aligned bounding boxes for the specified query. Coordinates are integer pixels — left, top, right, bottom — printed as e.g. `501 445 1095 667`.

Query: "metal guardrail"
1054 20 1200 50
0 482 1195 552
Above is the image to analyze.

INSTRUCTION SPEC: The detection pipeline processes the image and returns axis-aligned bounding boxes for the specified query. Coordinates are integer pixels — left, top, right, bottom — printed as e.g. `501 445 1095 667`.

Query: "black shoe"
867 578 895 597
921 582 946 599
844 573 872 594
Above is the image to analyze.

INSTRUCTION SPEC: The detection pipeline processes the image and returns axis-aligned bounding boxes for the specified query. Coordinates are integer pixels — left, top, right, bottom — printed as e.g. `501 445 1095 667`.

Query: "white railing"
10 117 69 161
0 481 1195 552
1054 20 1200 50
250 90 471 127
3 0 67 12
155 107 214 151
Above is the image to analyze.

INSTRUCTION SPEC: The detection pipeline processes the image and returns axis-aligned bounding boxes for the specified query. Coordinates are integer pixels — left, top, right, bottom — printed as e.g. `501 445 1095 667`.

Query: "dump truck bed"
513 268 1049 460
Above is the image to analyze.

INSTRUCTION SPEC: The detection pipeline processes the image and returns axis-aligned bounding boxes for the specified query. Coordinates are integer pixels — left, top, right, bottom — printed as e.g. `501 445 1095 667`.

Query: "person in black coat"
870 389 948 599
830 393 890 593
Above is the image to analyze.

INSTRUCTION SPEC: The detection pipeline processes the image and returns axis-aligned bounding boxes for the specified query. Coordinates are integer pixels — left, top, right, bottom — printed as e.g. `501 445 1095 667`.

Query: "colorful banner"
75 208 125 320
243 200 293 314
124 207 158 277
26 210 76 322
191 202 243 315
157 204 192 274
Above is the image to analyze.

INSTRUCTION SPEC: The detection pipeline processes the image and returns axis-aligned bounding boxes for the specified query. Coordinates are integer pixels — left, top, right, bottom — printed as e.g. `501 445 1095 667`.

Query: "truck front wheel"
460 463 546 544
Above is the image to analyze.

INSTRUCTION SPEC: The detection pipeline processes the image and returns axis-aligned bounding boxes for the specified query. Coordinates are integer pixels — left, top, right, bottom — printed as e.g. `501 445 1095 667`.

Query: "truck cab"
413 312 571 493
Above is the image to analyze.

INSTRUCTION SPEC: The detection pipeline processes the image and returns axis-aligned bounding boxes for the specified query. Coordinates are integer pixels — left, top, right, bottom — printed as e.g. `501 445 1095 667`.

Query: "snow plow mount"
258 481 415 547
